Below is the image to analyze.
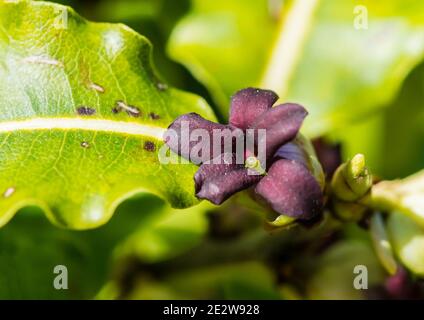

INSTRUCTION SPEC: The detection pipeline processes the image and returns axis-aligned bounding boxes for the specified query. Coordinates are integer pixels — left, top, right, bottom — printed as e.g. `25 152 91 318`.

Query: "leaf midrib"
0 117 166 140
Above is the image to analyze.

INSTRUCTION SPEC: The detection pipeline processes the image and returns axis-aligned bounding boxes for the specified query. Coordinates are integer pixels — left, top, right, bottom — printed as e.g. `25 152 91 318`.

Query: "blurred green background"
1 0 424 299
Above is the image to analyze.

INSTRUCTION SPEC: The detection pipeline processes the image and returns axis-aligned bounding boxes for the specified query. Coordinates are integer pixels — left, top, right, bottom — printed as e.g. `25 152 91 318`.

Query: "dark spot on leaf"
81 141 90 148
77 106 96 116
149 112 160 120
144 141 155 152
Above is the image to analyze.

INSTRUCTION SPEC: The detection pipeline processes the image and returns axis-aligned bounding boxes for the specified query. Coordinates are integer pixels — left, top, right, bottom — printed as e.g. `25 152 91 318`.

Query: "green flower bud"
244 156 266 175
331 154 372 202
387 212 424 276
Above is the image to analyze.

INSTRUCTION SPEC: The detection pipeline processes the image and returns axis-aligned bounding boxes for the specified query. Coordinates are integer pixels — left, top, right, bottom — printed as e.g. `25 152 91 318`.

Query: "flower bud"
331 154 372 202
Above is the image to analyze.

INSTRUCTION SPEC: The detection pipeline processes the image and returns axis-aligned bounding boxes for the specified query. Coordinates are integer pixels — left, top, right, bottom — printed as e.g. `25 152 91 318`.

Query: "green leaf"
387 212 424 276
307 239 385 299
113 201 211 263
168 0 424 136
0 194 210 299
118 261 280 300
168 0 277 112
326 55 424 175
0 1 216 229
0 194 164 299
79 0 193 87
0 209 92 299
284 0 424 137
371 169 424 228
379 62 424 178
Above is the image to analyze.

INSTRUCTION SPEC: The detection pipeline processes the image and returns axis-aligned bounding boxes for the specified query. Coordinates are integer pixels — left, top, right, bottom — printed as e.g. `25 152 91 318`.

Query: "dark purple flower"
164 88 324 220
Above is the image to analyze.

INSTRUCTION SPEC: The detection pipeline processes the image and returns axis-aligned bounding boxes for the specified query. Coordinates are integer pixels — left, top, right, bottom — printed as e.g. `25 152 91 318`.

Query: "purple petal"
164 113 241 164
255 159 323 220
252 103 307 161
229 88 278 129
312 138 342 179
274 141 308 168
195 154 261 205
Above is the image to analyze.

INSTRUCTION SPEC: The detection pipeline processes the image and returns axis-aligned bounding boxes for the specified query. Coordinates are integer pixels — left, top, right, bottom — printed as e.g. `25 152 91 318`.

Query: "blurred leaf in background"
168 0 424 140
380 62 424 178
113 201 210 263
307 238 385 299
338 61 424 177
117 261 281 300
168 0 278 112
0 195 210 299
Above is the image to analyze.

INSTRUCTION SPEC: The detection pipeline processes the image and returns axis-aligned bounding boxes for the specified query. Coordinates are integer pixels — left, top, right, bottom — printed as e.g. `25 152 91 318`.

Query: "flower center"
245 156 266 175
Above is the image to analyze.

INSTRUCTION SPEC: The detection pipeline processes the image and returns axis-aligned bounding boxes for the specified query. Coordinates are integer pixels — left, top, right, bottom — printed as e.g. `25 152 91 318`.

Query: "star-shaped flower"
164 88 324 220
